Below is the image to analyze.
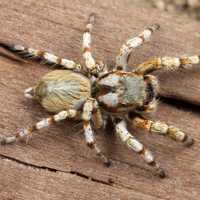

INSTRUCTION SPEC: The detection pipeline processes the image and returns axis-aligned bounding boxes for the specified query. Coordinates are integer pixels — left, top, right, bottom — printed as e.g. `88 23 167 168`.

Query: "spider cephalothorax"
0 13 198 178
95 71 149 113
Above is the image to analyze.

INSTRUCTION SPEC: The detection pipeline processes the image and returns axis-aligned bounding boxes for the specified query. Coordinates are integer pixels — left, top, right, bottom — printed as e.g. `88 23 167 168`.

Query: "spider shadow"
98 117 117 159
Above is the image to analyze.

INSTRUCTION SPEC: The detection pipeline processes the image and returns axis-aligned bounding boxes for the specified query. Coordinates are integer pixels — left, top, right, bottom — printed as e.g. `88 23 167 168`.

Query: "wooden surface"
0 0 200 199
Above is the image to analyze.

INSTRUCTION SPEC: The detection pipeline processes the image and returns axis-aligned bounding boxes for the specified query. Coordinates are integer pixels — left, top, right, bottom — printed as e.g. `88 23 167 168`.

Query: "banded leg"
115 24 160 71
115 120 165 178
0 109 77 145
82 14 95 71
92 107 104 129
82 98 111 166
134 55 200 75
132 116 194 147
82 14 106 75
0 42 82 72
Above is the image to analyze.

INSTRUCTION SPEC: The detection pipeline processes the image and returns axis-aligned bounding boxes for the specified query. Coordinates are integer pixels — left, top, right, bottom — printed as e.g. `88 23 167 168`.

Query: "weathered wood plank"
1 100 199 200
1 158 153 200
0 50 200 199
0 0 200 200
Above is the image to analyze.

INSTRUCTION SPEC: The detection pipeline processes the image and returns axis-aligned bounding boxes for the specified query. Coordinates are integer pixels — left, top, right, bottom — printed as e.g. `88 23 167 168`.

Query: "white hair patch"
43 53 58 63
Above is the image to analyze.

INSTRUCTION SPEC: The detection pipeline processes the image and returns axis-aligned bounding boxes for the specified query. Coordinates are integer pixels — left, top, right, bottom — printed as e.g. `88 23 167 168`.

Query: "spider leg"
115 120 165 178
82 98 111 166
0 42 82 72
82 14 96 71
115 24 160 71
82 14 107 76
0 109 77 145
134 55 200 75
92 106 104 129
132 116 194 147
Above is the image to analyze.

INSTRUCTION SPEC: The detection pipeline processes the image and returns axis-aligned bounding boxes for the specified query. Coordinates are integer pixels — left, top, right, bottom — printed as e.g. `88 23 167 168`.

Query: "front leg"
82 14 107 76
115 24 160 71
82 98 111 166
134 55 200 75
132 116 194 147
115 120 165 178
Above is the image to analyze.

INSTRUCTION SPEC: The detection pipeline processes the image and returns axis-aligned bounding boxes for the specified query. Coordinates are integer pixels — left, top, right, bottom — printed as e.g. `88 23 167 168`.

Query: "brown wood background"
0 0 200 199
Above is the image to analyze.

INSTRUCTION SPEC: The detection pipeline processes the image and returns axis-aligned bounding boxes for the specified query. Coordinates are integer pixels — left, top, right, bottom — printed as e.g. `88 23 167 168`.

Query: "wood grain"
0 0 200 199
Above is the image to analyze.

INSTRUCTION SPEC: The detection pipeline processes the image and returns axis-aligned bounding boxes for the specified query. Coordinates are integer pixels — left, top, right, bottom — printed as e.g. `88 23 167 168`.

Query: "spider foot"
183 136 194 147
156 168 166 179
103 158 112 167
0 134 16 145
94 144 111 167
155 166 166 178
25 132 33 144
151 161 166 178
0 135 7 145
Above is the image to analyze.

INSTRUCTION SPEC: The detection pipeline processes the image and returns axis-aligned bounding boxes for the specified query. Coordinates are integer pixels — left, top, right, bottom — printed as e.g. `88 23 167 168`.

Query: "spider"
0 13 198 178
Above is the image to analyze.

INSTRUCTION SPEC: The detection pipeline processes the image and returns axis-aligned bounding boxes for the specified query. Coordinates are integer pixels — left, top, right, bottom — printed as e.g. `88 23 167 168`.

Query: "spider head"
94 71 147 113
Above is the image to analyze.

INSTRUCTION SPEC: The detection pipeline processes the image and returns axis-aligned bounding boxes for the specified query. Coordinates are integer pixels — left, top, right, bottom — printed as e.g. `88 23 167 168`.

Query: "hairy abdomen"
34 70 91 113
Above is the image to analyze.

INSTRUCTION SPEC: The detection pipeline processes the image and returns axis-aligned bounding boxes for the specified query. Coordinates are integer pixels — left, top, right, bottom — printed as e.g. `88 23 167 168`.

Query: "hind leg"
0 109 77 145
0 42 82 72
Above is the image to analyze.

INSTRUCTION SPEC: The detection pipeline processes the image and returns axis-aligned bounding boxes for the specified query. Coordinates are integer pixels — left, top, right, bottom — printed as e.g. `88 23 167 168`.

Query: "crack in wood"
0 153 114 187
0 154 169 199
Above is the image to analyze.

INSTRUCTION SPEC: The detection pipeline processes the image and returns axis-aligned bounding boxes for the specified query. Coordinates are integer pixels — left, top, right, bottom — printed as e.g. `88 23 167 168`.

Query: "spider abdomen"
34 70 91 113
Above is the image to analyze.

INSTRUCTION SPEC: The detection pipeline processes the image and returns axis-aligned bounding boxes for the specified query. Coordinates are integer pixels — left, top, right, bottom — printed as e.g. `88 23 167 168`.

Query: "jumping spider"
0 13 198 178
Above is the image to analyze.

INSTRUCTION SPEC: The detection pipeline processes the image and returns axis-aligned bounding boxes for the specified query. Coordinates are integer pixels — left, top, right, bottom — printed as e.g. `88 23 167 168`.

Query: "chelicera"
0 13 198 178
